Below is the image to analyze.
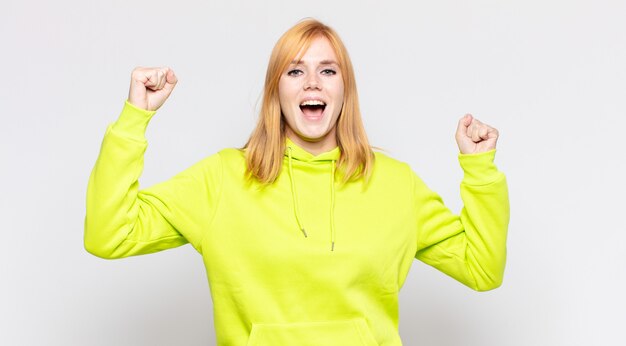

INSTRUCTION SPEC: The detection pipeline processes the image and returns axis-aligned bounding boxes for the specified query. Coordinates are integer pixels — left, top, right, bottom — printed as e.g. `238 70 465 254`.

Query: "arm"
413 149 509 291
414 114 509 291
84 101 222 259
84 67 222 259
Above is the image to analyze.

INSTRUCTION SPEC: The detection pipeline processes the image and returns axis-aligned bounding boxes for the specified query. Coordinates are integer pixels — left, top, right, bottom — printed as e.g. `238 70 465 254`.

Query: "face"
278 36 344 152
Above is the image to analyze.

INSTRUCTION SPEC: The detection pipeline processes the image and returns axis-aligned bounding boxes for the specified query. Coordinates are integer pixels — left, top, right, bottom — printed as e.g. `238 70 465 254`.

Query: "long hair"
243 18 374 184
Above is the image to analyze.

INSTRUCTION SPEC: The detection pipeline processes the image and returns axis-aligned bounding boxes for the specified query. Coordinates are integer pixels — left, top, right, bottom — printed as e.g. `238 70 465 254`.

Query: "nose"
304 74 321 90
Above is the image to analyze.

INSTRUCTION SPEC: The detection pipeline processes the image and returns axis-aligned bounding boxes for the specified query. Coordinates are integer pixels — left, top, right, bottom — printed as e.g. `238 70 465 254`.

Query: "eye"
321 69 337 75
287 69 303 76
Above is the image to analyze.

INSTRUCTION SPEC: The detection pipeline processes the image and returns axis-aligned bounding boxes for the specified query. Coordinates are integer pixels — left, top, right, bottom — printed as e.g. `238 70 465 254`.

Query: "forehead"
293 36 339 65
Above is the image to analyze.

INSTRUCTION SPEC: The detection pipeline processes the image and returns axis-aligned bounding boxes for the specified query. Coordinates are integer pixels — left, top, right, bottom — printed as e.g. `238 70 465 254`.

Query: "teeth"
300 100 326 106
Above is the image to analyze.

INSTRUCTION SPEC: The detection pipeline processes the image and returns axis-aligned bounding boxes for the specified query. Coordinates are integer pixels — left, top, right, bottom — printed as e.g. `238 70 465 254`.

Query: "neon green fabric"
85 101 510 345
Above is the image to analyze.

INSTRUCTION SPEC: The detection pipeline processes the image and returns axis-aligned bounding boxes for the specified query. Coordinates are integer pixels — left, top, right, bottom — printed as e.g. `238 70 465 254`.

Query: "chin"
297 132 329 142
295 124 332 141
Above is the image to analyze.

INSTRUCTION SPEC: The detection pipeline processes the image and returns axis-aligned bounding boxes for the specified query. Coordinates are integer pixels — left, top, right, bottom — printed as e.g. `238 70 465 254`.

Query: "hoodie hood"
284 137 341 162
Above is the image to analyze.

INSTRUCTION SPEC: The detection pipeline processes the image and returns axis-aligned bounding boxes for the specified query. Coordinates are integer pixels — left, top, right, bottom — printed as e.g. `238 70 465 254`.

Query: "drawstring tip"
331 241 335 251
301 228 308 237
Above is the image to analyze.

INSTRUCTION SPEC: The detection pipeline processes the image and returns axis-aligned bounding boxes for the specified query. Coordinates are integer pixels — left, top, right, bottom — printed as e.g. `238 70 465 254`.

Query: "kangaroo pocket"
246 318 379 346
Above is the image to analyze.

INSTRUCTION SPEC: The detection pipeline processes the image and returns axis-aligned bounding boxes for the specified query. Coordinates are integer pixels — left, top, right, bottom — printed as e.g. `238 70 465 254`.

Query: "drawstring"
330 160 336 251
286 146 337 251
287 147 307 238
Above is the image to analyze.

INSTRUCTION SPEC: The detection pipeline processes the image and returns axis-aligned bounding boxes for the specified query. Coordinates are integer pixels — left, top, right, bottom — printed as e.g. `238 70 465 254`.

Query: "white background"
2 0 625 345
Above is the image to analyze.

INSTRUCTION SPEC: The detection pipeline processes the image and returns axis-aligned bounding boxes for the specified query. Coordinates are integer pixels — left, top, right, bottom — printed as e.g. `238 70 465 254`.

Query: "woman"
85 18 509 346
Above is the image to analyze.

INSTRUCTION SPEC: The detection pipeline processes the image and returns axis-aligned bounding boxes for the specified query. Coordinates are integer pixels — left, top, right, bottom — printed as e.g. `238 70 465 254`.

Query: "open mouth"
299 100 326 119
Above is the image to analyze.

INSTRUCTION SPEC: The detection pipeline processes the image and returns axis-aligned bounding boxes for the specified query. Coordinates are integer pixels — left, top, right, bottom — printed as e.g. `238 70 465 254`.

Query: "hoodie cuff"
458 149 502 186
110 100 157 141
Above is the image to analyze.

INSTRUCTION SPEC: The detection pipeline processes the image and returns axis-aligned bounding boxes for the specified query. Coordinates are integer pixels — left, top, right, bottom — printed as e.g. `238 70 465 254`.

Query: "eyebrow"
290 59 339 66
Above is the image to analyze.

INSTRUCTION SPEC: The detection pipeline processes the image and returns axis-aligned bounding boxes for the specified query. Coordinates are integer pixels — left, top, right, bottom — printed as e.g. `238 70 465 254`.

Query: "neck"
285 129 337 156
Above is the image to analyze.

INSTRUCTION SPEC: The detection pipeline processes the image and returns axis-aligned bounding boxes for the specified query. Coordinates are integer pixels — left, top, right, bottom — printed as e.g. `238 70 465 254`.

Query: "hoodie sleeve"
413 149 509 291
84 101 222 259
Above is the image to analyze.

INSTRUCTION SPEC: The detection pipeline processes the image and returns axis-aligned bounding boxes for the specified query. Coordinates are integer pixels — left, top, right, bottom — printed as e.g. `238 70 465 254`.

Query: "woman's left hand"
455 114 499 154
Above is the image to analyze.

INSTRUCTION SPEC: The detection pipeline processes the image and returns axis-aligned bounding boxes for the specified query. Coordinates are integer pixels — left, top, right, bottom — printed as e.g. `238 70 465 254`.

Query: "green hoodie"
85 101 509 346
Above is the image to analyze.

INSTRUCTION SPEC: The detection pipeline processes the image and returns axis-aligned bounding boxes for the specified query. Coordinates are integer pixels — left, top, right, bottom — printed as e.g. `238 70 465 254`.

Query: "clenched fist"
127 67 178 111
455 114 500 154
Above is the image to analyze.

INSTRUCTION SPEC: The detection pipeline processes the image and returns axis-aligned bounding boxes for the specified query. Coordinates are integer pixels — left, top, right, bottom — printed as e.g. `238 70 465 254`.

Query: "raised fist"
127 67 178 111
455 114 500 154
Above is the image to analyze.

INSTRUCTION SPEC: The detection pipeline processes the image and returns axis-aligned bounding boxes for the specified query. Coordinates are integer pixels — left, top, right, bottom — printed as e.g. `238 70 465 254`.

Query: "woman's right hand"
127 67 178 111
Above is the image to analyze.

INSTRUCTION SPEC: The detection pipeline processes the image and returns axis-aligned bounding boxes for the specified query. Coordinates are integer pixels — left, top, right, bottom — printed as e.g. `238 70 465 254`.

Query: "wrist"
109 100 157 141
458 149 503 185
